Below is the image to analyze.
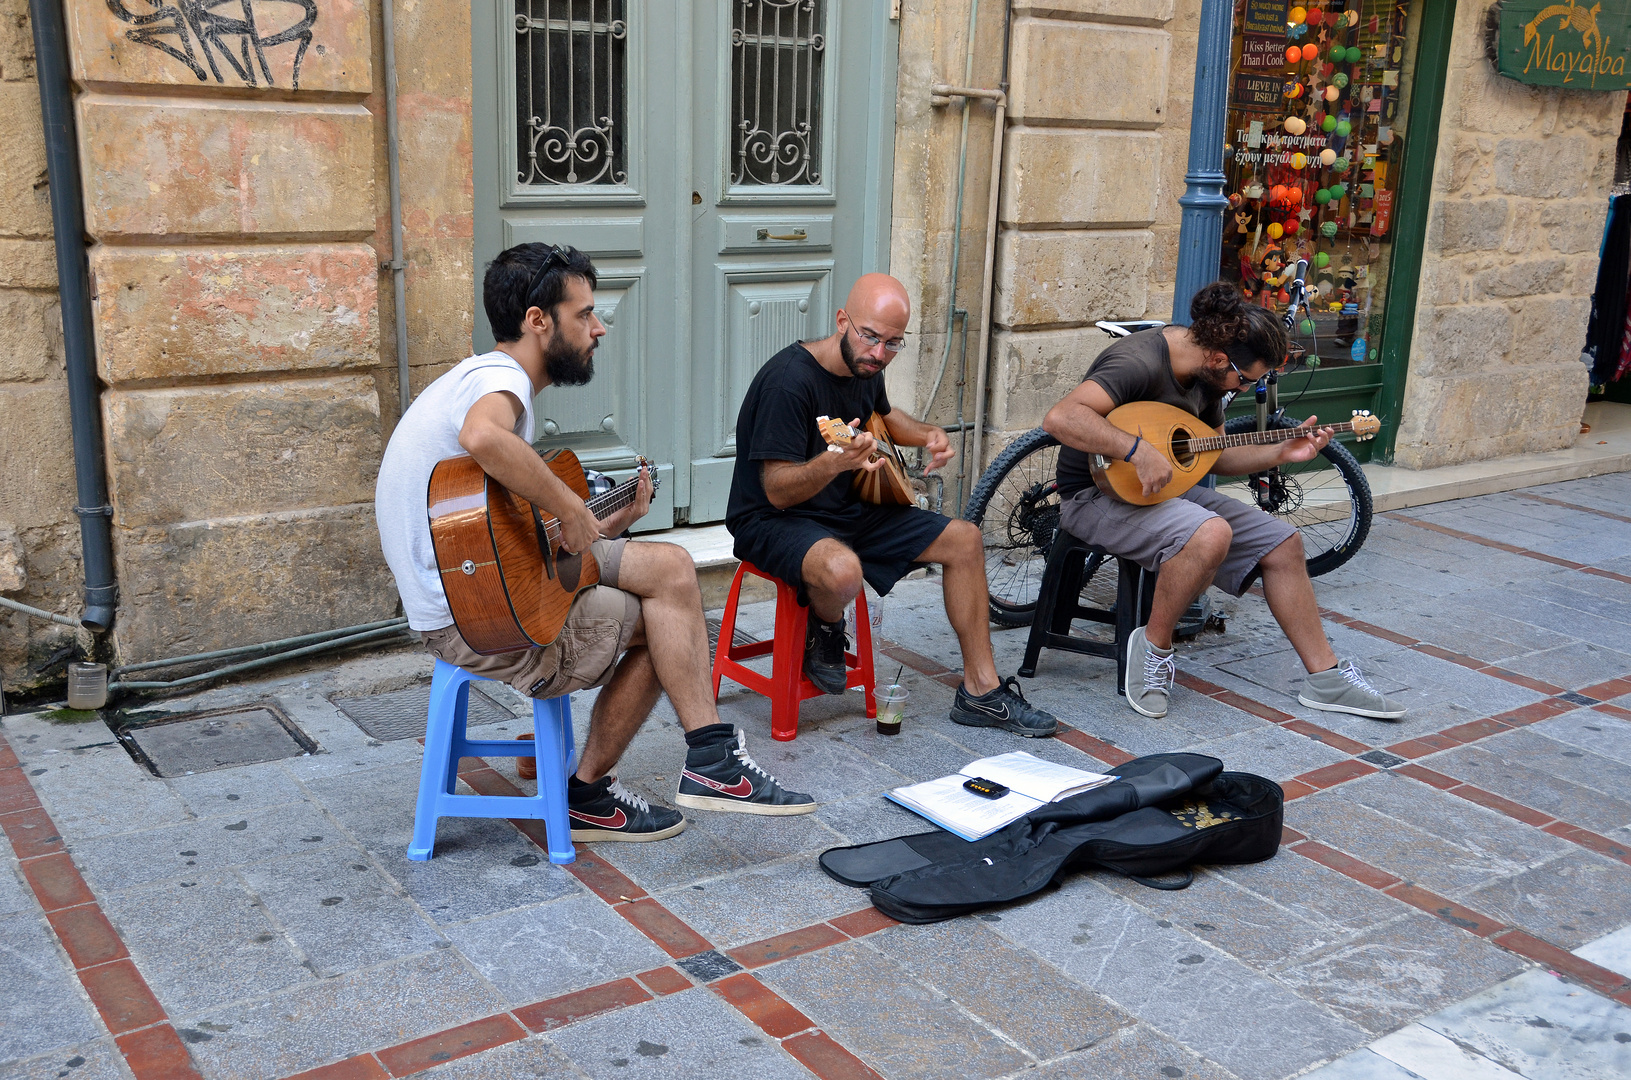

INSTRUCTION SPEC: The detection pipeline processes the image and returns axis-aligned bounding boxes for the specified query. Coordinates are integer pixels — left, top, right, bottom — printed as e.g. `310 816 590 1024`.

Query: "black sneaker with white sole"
567 776 687 842
950 676 1059 738
675 729 817 815
803 616 849 695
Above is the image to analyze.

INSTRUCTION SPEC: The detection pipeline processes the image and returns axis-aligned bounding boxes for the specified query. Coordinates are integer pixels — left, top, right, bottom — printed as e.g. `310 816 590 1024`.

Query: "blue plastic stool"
407 658 577 864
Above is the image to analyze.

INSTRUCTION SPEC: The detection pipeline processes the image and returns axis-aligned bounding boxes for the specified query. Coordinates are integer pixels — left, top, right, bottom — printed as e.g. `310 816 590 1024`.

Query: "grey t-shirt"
1055 328 1227 498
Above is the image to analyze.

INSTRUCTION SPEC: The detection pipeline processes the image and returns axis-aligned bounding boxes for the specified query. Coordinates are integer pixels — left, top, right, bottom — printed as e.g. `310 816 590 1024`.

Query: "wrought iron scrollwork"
515 0 627 186
731 0 825 187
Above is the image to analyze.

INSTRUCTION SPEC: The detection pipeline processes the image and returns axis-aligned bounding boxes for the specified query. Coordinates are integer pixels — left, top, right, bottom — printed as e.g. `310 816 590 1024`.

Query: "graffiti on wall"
105 0 320 89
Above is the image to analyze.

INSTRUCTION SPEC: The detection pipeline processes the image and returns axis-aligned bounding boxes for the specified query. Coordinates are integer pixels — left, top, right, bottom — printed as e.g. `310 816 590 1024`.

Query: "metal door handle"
756 228 807 241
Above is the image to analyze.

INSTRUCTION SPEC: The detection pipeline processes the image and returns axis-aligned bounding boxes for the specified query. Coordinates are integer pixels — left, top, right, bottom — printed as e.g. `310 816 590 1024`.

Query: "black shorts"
731 505 954 604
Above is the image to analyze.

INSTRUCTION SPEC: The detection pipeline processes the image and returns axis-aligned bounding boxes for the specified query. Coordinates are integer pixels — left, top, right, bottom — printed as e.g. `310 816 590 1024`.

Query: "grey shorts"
1057 485 1297 597
421 538 641 699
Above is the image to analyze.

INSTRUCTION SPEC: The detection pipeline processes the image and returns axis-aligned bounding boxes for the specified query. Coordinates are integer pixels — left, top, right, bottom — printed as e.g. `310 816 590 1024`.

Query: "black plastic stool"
1018 531 1157 695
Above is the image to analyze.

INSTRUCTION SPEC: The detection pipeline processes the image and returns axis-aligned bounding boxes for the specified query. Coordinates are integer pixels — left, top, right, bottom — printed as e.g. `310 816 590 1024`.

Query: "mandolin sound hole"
1171 428 1195 468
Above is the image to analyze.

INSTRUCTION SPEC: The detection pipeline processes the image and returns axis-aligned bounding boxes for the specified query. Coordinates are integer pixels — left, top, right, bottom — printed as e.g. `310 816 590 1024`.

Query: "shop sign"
1240 34 1287 70
1233 72 1284 111
1242 0 1289 37
1488 0 1631 90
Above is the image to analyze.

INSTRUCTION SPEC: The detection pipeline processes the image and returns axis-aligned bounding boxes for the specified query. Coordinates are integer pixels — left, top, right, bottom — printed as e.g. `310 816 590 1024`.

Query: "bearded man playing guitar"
727 274 1058 738
375 243 815 844
1042 281 1404 723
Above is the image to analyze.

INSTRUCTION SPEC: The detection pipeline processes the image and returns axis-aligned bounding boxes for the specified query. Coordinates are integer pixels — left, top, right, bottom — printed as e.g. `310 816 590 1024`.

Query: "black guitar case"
818 753 1282 924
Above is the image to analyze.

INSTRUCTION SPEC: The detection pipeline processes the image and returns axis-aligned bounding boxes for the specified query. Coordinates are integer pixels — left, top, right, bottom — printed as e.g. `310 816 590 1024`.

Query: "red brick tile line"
1388 512 1631 587
1282 833 1631 1006
1511 490 1631 527
0 734 206 1080
876 638 965 690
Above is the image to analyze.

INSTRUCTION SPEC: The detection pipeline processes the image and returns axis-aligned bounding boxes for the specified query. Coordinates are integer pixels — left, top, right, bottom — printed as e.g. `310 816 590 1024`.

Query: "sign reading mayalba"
1490 0 1631 90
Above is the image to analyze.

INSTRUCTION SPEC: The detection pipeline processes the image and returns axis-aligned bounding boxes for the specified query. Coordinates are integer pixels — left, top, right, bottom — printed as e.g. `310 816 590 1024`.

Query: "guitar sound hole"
1171 428 1195 468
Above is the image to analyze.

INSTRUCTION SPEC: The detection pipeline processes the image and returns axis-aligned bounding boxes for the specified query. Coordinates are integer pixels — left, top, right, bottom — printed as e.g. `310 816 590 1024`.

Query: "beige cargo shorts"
420 538 642 699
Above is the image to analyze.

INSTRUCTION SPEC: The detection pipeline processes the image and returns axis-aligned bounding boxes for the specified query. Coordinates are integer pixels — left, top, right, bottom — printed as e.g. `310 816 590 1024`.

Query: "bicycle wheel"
1215 414 1373 577
964 428 1063 626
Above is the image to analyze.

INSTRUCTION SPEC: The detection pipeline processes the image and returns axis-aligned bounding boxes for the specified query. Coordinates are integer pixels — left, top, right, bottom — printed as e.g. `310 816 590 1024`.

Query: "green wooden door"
473 1 896 528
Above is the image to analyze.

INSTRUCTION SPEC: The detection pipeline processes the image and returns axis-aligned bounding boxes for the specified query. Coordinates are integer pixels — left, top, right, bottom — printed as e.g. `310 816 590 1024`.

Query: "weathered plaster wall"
1392 5 1617 468
889 0 1196 497
0 0 81 687
67 0 396 665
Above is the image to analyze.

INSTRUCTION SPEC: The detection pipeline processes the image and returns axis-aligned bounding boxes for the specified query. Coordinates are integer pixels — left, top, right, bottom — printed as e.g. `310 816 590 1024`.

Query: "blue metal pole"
1172 0 1237 326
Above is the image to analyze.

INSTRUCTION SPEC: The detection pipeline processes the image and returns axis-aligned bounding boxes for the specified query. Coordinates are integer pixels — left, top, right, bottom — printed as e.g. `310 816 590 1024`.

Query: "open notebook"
884 751 1117 841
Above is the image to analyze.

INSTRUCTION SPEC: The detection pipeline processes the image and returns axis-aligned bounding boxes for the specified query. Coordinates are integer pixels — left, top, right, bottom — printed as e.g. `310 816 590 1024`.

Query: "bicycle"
965 272 1373 627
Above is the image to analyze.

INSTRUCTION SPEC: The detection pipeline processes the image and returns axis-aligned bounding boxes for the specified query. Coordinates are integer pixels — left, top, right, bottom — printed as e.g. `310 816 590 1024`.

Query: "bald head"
844 273 910 329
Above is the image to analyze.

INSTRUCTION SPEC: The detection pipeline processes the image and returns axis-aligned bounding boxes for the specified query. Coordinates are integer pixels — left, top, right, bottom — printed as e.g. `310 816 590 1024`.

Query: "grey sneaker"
1125 625 1175 719
1298 660 1406 720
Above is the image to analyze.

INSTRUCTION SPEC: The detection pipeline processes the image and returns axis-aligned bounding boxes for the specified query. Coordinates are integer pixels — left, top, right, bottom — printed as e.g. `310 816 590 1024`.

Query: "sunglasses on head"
525 245 569 303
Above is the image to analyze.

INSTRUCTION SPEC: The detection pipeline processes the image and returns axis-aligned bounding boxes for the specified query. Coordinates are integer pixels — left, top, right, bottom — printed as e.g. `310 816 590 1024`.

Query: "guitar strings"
535 472 648 543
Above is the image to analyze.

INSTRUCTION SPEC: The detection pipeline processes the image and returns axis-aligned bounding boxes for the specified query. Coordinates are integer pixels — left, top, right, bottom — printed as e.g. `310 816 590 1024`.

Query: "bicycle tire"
965 428 1062 626
1216 414 1373 577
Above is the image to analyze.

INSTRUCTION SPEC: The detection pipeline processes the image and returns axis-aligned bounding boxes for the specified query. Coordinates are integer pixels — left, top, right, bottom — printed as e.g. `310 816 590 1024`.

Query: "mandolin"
427 450 658 654
815 414 918 506
1086 401 1380 506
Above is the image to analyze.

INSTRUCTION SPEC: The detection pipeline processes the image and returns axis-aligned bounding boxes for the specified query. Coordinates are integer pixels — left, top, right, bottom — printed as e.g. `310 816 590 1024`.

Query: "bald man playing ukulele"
725 274 1058 737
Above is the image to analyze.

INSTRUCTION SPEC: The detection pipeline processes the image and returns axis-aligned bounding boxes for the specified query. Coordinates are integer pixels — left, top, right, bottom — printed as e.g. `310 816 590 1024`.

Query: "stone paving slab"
0 1038 135 1080
1028 1024 1238 1080
1529 708 1631 766
654 857 865 949
412 1034 587 1080
0 910 109 1065
1462 848 1631 949
1427 743 1631 836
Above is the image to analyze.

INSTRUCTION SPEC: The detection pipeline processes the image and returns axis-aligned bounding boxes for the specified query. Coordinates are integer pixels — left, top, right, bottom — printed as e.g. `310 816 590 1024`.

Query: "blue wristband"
1123 435 1142 463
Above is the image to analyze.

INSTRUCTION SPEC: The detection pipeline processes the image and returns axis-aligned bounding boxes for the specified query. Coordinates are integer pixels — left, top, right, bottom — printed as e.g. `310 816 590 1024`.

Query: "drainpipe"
1171 0 1236 325
29 0 117 634
381 0 411 416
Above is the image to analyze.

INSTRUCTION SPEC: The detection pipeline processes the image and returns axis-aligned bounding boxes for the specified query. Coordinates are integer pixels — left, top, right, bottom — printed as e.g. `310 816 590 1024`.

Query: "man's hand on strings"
831 418 885 475
922 426 955 473
1277 416 1334 464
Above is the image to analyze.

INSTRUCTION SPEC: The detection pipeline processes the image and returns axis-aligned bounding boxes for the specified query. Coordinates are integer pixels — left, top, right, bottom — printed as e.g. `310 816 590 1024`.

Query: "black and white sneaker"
803 616 849 695
675 729 817 815
950 676 1059 738
568 776 687 842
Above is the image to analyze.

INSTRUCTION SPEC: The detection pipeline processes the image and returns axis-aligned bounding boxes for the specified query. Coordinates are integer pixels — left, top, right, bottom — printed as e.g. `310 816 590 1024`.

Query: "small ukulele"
816 414 918 506
428 450 658 654
1086 401 1380 506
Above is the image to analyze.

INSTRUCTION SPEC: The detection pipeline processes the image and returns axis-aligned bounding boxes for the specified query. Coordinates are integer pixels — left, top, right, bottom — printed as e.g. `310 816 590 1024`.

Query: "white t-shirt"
375 351 536 631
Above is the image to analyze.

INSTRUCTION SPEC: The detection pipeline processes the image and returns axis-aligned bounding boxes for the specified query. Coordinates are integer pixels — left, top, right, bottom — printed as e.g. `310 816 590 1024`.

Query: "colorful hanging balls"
1336 119 1351 137
1284 115 1307 135
1286 44 1302 63
1320 147 1338 166
1291 152 1307 170
1321 221 1339 238
1267 222 1284 240
1325 85 1340 101
1315 251 1331 268
1328 44 1346 62
1306 7 1324 25
1332 155 1351 173
1270 184 1288 204
1331 181 1347 195
1299 318 1317 335
1322 114 1338 132
1301 43 1319 62
1289 6 1307 24
1314 188 1331 205
1333 72 1350 89
1288 186 1303 203
1345 45 1362 63
1283 221 1300 238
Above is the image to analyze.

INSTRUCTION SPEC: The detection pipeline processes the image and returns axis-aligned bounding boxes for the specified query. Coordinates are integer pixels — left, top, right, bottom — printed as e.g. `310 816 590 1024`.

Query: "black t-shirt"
727 342 893 528
1056 328 1228 498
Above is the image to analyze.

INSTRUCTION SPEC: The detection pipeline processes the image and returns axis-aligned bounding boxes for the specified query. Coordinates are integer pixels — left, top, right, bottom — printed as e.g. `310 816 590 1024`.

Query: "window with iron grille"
514 0 628 186
730 0 825 187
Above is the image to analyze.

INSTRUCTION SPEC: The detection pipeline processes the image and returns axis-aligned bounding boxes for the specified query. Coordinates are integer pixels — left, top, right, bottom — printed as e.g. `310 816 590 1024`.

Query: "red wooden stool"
711 561 877 741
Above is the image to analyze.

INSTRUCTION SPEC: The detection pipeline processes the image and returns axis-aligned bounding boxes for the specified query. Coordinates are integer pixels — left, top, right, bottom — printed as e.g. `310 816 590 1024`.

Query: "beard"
544 333 596 387
1195 363 1238 396
840 331 883 379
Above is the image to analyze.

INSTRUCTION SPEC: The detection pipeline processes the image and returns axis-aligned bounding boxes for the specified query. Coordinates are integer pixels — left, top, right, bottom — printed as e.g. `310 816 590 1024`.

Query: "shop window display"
1222 0 1422 370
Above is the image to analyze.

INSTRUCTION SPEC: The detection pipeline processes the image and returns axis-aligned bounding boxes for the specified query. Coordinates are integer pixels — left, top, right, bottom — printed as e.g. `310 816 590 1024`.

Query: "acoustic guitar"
428 450 657 655
1086 401 1380 506
815 414 918 506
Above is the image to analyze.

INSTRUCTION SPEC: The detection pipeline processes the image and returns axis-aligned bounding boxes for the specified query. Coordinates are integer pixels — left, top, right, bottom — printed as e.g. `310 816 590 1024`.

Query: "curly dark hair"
483 243 598 343
1187 280 1288 369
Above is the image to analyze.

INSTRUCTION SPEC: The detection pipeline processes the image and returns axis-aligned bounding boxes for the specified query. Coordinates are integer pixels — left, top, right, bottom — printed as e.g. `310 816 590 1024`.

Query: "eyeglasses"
1227 357 1254 386
853 327 907 353
525 245 569 304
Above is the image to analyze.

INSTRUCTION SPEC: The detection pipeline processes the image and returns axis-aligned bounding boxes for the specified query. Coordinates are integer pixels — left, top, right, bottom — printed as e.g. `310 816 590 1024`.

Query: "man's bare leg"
575 637 661 783
1144 518 1232 650
1257 533 1338 673
914 521 1000 696
801 538 864 624
609 541 722 733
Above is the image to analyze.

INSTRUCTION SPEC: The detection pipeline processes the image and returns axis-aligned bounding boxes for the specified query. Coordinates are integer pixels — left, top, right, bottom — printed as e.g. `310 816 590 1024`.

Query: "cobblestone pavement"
3 475 1631 1080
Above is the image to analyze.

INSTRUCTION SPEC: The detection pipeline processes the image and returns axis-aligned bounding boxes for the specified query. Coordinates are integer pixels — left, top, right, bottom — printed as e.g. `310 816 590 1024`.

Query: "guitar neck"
585 476 642 519
1188 421 1357 454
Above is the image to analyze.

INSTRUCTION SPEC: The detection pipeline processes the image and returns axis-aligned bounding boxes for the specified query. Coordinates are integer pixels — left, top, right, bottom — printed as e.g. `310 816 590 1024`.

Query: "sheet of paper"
886 775 1045 841
961 751 1114 803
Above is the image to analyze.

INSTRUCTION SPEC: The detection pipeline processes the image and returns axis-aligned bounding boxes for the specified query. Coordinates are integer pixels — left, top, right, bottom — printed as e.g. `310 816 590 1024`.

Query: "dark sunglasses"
525 245 569 304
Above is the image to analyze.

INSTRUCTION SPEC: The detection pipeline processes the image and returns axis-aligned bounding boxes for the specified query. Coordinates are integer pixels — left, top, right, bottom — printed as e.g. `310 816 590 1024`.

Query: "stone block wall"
1391 3 1617 468
0 0 81 686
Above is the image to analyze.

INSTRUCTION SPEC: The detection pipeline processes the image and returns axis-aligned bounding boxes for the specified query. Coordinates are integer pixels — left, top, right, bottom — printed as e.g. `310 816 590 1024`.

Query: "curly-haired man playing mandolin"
727 274 1058 738
375 243 815 844
1042 281 1404 723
